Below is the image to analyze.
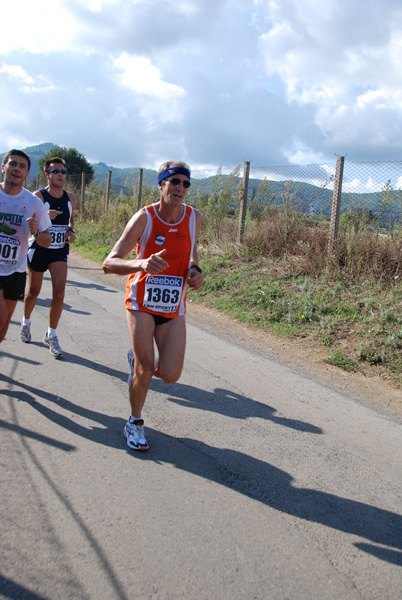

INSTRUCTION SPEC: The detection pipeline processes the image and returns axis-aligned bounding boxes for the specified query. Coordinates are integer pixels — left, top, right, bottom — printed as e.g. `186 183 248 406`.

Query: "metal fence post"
105 170 112 214
81 172 86 213
136 168 143 211
237 161 250 244
328 156 345 253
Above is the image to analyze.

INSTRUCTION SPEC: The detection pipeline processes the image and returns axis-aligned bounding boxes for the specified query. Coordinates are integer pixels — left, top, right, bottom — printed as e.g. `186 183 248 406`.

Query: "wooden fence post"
81 172 86 213
105 170 112 214
136 168 143 212
237 161 250 244
328 156 345 253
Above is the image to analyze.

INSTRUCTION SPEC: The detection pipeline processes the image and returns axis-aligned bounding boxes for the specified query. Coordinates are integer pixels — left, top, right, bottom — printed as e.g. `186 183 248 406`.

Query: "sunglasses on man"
47 168 67 175
167 177 191 189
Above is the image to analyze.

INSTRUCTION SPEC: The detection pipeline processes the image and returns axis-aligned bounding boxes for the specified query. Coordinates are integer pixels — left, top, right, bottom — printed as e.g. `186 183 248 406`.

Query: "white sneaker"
43 333 63 358
20 324 31 343
124 419 149 451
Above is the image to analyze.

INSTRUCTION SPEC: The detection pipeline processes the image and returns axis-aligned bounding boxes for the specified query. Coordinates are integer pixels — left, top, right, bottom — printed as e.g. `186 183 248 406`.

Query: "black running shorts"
27 246 69 273
0 272 27 300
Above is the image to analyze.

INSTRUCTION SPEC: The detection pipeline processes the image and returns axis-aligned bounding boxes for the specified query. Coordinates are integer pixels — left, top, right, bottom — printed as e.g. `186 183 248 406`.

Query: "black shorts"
27 245 69 273
152 313 172 325
0 272 27 301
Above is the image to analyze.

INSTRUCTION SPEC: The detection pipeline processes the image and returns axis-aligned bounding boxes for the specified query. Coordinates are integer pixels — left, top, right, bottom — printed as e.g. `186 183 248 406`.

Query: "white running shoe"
43 333 63 358
124 419 149 451
127 349 134 385
20 324 31 343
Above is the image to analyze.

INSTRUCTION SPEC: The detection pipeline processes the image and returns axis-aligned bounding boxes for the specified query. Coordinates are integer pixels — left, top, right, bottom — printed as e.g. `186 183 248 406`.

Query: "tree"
38 146 94 183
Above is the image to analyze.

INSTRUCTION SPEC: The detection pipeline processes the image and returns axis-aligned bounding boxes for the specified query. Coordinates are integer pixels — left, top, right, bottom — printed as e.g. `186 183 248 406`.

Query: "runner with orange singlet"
103 161 203 451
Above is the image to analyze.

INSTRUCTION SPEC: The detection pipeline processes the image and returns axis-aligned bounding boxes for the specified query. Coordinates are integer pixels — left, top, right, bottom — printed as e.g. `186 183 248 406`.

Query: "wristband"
191 264 202 273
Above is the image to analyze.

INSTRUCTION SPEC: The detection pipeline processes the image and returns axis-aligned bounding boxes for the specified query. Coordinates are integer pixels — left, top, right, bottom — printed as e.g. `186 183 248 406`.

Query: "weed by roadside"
190 249 402 387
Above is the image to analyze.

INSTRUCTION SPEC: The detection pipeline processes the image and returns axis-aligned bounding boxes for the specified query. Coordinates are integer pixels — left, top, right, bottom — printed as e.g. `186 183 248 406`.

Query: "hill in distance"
1 142 153 188
2 143 393 221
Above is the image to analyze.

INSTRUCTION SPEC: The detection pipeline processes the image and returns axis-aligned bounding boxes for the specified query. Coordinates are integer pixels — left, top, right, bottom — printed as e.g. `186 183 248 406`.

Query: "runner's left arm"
65 192 77 243
187 209 203 290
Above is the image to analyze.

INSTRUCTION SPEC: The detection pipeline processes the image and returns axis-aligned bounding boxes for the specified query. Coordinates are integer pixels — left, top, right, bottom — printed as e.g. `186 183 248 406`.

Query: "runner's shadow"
63 352 127 380
0 415 76 452
354 543 402 566
150 379 322 433
2 371 400 566
0 375 125 451
142 431 402 564
0 351 41 366
66 276 119 293
0 574 48 600
33 296 90 316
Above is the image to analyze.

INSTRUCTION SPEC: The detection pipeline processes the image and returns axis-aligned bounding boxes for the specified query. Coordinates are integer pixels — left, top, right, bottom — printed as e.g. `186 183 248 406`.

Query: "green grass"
74 219 123 262
189 251 402 386
326 349 361 373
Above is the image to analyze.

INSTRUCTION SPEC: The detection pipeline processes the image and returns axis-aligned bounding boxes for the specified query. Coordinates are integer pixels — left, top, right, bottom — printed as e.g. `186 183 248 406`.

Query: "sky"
1 0 402 171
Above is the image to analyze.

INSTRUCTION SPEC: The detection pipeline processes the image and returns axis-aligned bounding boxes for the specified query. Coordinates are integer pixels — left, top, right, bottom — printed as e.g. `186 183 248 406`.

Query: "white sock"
47 327 57 338
129 415 142 424
22 317 31 326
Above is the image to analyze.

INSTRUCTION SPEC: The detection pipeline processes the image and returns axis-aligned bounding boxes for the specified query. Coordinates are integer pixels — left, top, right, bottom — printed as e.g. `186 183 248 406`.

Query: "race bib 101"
0 234 21 266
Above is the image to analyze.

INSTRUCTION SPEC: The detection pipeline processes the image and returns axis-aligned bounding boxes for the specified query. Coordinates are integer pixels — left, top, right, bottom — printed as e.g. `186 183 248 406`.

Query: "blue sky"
1 0 402 170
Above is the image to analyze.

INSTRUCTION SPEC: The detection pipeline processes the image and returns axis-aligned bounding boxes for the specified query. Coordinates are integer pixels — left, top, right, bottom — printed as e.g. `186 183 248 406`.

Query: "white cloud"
258 0 402 158
342 176 384 193
0 1 77 54
0 64 34 84
0 0 402 168
113 53 186 99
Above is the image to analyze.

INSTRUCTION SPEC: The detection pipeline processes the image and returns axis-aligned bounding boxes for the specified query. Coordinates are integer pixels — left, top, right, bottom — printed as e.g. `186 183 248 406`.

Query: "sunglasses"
47 168 67 175
167 177 191 189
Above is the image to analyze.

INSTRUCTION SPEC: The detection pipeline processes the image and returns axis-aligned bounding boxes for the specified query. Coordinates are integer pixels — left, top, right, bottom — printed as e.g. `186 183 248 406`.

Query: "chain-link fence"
340 160 402 232
26 158 402 242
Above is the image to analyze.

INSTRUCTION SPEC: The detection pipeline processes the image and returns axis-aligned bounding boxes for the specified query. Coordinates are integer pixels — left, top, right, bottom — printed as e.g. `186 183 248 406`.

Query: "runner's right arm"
102 209 169 276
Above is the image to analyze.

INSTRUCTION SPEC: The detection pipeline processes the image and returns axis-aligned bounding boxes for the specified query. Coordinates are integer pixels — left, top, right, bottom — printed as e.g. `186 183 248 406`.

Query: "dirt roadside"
68 248 402 421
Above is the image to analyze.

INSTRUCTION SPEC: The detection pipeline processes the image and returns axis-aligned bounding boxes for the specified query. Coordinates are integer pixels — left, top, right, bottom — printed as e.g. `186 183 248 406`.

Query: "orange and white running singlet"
125 203 196 318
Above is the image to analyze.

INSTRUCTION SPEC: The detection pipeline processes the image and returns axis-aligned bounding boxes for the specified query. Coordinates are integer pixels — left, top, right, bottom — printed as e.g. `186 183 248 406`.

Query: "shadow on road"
0 574 48 600
144 430 402 565
37 272 118 294
0 374 124 451
8 347 321 434
31 296 91 317
151 378 323 433
66 275 119 294
1 373 130 600
2 368 401 569
0 415 76 452
0 351 41 366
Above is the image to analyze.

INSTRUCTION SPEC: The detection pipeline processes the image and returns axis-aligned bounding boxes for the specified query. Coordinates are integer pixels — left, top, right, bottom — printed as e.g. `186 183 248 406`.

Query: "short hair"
44 157 66 172
157 161 191 177
2 149 31 171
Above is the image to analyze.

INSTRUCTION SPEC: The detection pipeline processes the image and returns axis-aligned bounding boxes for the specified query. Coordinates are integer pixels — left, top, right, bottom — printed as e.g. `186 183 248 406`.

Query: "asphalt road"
1 259 401 600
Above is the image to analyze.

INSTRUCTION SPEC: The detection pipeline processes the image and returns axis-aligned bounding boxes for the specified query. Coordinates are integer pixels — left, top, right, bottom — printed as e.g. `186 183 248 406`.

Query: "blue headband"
157 166 191 185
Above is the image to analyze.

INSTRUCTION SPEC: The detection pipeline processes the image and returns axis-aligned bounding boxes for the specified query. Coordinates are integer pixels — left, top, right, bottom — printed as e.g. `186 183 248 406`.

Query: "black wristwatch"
67 227 75 234
191 264 202 273
34 230 41 238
